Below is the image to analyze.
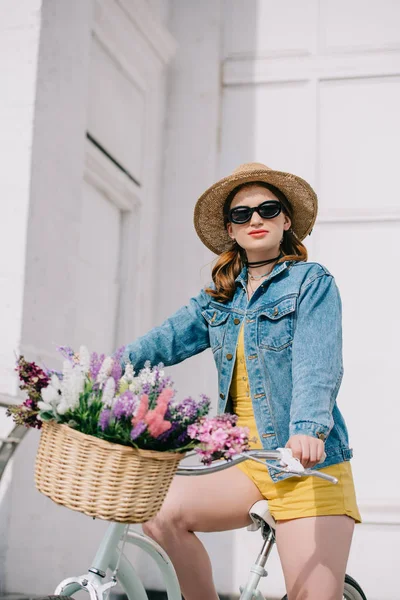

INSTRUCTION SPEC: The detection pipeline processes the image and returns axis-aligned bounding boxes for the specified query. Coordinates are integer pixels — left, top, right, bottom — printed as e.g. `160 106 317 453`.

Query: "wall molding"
92 23 147 94
316 212 400 225
358 500 400 526
84 138 141 212
93 0 176 70
223 50 400 86
115 0 176 66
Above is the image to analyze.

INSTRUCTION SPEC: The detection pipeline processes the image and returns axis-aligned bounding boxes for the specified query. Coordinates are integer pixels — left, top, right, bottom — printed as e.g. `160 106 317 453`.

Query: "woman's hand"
285 434 325 469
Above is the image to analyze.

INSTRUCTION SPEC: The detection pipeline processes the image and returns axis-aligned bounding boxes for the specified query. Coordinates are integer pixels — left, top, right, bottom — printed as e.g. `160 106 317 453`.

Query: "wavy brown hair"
205 181 308 303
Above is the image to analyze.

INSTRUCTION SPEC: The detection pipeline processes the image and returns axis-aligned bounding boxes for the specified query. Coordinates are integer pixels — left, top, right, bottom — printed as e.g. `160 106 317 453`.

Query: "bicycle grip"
319 451 327 464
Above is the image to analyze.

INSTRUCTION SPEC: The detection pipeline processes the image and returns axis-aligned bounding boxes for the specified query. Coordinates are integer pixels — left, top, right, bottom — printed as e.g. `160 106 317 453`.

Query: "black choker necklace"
246 252 283 268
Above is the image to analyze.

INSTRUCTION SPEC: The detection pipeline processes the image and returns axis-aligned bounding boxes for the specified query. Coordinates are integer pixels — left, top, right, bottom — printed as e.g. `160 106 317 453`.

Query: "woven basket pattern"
35 421 183 523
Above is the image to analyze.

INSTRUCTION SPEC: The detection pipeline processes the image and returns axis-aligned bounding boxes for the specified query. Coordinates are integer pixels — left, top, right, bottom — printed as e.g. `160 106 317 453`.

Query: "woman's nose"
249 209 263 226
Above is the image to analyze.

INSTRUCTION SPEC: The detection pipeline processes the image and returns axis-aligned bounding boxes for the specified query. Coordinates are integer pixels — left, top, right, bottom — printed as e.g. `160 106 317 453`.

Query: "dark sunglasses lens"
258 201 281 218
230 207 252 223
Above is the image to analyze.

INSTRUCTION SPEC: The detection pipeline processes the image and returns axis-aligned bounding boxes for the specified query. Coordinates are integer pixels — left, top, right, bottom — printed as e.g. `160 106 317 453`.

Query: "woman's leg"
142 465 263 600
275 515 355 600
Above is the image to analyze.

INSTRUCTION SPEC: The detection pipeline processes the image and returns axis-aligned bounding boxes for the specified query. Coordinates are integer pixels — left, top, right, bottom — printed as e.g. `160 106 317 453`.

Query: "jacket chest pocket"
257 296 296 351
202 308 230 353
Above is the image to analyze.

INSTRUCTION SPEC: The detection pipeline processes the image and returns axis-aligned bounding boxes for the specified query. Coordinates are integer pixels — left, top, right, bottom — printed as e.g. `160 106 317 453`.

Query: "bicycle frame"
55 522 182 600
54 520 276 600
52 450 337 600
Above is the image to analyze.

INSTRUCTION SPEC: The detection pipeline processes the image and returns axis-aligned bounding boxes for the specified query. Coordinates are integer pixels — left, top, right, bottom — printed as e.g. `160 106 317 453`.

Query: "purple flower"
156 420 180 442
130 421 147 440
56 346 75 362
42 364 63 379
169 395 211 425
112 391 137 420
90 352 105 380
176 430 190 446
99 408 112 431
141 382 151 395
110 346 125 383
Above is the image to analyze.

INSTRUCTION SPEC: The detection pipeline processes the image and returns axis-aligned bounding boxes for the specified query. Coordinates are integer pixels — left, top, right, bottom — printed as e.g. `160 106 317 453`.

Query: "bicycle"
36 449 367 600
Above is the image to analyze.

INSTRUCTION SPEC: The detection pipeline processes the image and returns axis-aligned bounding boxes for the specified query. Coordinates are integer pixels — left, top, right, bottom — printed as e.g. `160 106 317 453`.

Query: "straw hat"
193 162 318 255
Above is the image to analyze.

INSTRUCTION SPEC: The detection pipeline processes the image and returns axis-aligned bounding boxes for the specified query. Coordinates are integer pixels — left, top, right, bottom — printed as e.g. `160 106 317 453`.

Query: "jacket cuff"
289 421 330 441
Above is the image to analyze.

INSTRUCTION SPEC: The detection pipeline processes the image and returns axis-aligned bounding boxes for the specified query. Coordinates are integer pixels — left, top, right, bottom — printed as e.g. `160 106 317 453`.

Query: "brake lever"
243 449 338 483
243 454 303 477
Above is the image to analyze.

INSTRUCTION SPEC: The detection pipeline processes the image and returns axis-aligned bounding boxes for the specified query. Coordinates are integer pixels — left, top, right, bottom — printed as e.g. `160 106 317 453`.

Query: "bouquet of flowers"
7 346 250 463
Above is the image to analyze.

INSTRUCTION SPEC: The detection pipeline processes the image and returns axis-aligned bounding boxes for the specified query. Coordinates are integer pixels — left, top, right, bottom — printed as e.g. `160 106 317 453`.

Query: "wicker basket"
35 421 184 523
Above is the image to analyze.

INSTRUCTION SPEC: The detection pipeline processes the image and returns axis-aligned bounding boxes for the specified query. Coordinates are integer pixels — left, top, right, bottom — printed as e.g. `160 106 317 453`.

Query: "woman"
122 162 361 600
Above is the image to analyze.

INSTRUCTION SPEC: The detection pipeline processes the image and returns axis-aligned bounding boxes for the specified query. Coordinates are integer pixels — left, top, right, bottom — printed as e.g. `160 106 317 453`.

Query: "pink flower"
153 387 174 418
132 394 149 426
188 416 250 464
146 411 172 437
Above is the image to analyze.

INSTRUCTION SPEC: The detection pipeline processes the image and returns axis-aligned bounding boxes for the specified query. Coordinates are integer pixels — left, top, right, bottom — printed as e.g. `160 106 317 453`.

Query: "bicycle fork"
239 526 275 600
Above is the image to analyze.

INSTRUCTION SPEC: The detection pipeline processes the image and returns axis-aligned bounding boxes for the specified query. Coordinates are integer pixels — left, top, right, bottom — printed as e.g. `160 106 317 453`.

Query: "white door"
76 0 176 354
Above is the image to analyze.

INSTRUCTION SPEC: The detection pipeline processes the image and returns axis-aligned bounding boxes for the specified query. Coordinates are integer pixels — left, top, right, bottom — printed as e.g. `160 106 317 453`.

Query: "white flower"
50 374 61 391
97 357 114 386
122 363 135 383
60 361 73 407
41 385 59 405
38 401 53 412
60 361 84 412
38 375 63 417
70 368 85 407
102 377 116 408
57 401 68 415
128 376 142 394
137 365 156 387
78 346 91 374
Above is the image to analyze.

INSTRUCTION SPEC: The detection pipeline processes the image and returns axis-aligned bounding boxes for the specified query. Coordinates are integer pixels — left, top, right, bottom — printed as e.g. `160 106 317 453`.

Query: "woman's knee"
142 501 188 540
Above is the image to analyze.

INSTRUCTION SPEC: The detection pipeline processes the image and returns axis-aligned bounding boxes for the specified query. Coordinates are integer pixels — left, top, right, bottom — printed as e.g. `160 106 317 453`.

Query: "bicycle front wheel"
280 573 367 600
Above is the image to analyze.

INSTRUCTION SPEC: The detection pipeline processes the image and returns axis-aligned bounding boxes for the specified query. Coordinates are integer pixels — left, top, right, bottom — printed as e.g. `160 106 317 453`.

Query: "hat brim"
194 168 318 255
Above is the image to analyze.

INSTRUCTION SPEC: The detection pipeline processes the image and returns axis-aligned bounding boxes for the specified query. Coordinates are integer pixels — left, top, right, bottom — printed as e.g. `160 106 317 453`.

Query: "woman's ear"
226 222 235 240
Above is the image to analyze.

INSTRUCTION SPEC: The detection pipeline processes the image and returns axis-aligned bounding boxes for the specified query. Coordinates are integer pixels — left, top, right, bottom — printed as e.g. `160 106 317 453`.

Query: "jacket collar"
235 260 291 288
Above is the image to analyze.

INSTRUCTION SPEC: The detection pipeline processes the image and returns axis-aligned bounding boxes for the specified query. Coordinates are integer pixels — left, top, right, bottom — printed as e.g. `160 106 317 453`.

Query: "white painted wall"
2 0 175 594
2 1 399 599
0 0 44 590
218 2 400 598
153 1 400 598
3 0 97 593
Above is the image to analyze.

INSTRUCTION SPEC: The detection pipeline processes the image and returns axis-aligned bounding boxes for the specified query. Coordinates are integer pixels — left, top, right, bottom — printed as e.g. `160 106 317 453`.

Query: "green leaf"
39 411 55 422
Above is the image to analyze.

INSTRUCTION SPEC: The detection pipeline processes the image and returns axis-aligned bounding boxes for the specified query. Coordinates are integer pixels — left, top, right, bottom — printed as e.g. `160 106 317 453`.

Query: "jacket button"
220 393 225 399
226 353 233 360
273 307 279 316
233 318 240 325
316 432 326 441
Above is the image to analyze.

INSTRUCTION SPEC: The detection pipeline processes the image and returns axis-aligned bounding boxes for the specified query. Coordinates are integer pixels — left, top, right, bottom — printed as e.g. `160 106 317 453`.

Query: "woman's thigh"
275 515 355 600
151 465 264 532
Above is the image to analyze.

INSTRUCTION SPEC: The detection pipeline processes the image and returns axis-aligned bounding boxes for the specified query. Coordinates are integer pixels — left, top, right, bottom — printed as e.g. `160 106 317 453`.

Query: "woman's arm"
121 287 212 372
289 271 344 441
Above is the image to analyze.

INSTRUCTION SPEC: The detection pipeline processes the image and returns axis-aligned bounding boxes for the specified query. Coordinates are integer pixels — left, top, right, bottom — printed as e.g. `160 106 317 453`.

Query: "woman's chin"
242 239 277 253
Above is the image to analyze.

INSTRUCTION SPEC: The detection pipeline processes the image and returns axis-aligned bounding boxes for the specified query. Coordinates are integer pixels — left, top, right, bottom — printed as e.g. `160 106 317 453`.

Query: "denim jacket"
122 260 353 482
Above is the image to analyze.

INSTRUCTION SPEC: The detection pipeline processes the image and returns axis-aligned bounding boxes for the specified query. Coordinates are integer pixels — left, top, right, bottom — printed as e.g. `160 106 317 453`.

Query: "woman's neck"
245 249 282 279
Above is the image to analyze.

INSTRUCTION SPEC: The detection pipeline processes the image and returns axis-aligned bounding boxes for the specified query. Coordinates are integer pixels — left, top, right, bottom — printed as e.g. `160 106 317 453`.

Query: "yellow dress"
230 322 362 523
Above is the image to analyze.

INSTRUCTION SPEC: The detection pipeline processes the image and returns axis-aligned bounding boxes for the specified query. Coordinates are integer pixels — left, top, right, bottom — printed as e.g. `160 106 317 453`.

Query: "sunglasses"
228 200 282 224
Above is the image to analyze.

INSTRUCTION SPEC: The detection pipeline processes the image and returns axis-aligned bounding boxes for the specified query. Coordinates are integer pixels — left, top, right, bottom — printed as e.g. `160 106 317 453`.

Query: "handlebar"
176 448 338 484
